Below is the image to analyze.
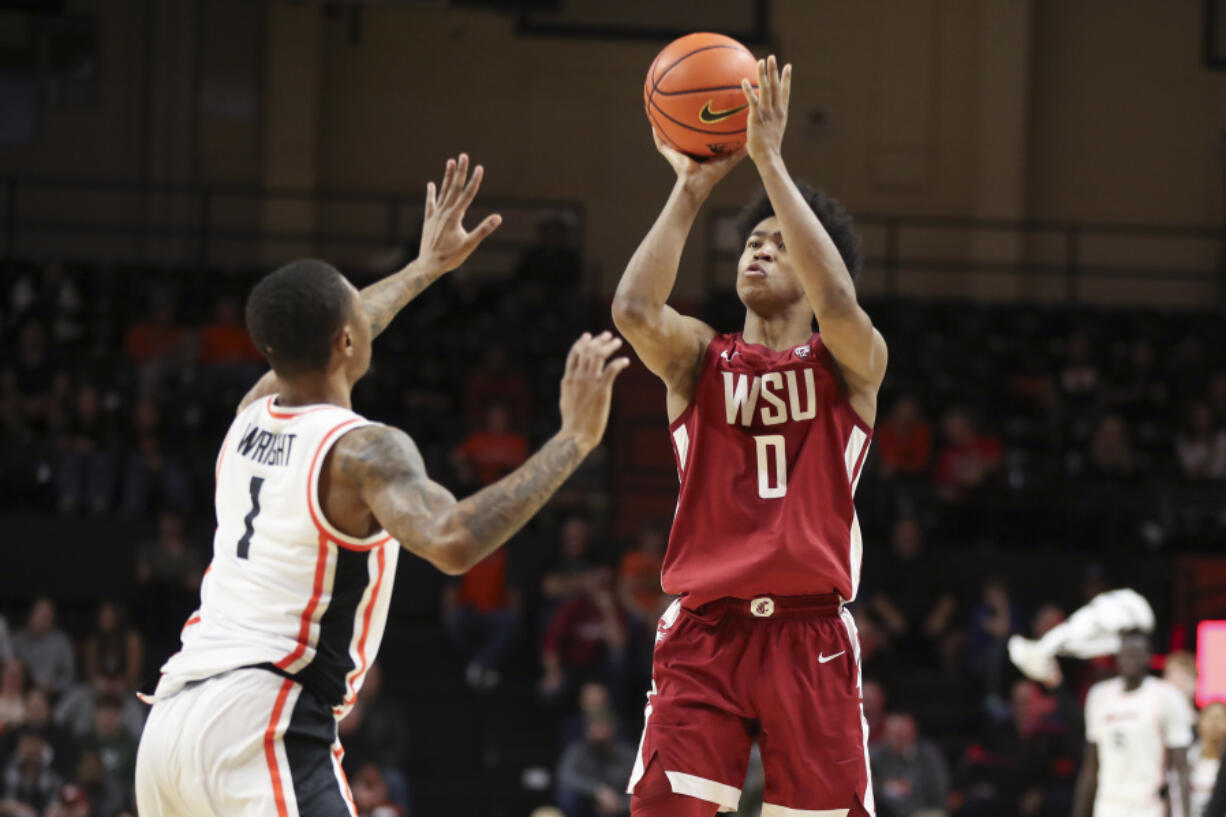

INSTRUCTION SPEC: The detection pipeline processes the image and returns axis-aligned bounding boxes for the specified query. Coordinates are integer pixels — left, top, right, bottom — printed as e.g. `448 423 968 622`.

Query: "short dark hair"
735 182 862 280
245 259 354 377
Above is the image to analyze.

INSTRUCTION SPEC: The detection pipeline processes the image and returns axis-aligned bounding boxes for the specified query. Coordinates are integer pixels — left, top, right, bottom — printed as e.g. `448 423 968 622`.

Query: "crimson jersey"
663 332 872 608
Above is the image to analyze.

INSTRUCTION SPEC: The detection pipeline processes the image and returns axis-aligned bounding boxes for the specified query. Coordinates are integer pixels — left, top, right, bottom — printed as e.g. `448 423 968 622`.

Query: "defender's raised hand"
558 332 630 453
418 153 503 275
740 55 792 163
653 128 746 197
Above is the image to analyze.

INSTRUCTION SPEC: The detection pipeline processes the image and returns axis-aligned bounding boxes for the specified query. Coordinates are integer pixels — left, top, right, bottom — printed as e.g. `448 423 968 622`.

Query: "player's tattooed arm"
360 153 502 339
741 56 887 405
346 333 628 575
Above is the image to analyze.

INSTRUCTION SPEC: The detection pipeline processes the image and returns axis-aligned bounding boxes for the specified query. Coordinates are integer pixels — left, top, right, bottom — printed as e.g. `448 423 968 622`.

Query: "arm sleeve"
1085 685 1102 743
1161 686 1194 748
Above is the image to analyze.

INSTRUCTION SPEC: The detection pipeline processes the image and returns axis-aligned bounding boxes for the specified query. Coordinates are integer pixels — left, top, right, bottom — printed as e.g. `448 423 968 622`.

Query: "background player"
612 56 887 816
135 154 629 816
1072 629 1193 817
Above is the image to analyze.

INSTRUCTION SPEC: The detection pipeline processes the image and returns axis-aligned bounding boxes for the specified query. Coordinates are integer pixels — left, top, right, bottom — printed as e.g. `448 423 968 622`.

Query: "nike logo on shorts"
818 651 845 664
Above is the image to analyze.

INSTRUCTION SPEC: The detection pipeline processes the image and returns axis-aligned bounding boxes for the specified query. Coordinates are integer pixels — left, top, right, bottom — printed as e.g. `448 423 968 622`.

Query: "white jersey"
1086 676 1194 816
1188 743 1220 817
154 396 399 720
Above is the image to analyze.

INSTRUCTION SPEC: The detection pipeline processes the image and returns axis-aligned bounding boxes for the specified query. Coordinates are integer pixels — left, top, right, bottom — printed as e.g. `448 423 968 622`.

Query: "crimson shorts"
627 595 875 816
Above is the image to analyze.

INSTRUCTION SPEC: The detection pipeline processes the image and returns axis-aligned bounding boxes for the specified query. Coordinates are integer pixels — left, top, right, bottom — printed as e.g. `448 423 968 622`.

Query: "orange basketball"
643 32 759 159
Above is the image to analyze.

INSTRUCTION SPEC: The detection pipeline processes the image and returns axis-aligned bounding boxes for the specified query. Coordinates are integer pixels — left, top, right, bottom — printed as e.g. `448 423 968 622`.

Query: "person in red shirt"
198 296 262 368
933 408 1003 502
617 525 667 622
451 403 529 486
443 549 519 692
461 346 533 433
540 569 629 702
611 57 886 816
875 396 931 477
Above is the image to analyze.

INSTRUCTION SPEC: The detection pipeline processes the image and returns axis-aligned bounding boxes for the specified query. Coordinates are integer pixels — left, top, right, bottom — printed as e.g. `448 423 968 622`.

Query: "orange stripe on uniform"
264 678 296 817
276 532 330 671
265 395 340 420
333 746 358 814
342 545 387 706
306 418 392 552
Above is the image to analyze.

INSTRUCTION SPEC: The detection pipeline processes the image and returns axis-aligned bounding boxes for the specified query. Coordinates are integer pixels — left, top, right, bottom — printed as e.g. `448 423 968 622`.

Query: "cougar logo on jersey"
722 369 818 427
793 345 811 359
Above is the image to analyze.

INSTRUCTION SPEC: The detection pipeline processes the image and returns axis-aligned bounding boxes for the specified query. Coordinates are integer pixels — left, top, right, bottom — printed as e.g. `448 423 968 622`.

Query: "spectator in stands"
965 578 1023 707
556 709 635 817
55 670 145 741
350 763 403 817
120 399 192 513
1175 401 1226 480
0 661 26 733
1108 339 1167 427
57 385 116 515
870 711 950 817
541 514 601 610
451 403 529 487
562 682 615 746
540 570 628 701
1164 651 1199 708
461 346 533 434
1192 702 1226 817
0 689 74 778
12 599 74 695
616 525 667 623
7 321 58 426
1059 332 1101 422
69 750 125 817
863 680 888 746
197 296 260 370
443 549 520 691
0 731 62 817
867 517 958 669
4 263 83 347
122 295 187 394
1084 413 1137 478
81 603 143 691
876 396 932 478
77 695 136 803
933 408 1002 503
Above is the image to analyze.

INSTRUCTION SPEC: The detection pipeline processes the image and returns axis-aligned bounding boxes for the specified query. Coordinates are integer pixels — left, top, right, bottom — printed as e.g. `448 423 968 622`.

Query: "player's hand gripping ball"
644 32 759 159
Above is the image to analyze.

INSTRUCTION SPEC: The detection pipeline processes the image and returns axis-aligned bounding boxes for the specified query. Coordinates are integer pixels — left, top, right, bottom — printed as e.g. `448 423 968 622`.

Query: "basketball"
643 32 759 158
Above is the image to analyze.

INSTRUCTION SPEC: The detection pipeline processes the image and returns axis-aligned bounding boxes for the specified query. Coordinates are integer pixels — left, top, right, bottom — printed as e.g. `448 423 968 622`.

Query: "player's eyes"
747 241 761 249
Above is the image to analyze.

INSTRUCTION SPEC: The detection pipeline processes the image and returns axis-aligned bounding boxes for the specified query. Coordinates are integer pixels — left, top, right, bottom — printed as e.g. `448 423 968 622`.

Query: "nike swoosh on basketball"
818 651 845 664
699 100 749 123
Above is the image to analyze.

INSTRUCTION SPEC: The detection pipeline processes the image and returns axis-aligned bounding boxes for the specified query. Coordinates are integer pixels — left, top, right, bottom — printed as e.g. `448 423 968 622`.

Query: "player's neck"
741 308 813 352
276 372 352 410
1121 674 1146 691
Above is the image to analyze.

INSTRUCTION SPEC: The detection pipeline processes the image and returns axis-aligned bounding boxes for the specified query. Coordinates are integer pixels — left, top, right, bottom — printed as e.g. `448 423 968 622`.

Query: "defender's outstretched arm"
239 154 501 412
337 333 628 575
740 57 887 394
612 133 742 397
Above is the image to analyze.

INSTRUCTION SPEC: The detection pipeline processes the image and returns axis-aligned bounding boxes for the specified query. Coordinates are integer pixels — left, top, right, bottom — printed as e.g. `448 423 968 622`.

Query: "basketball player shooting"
134 154 629 817
613 56 887 817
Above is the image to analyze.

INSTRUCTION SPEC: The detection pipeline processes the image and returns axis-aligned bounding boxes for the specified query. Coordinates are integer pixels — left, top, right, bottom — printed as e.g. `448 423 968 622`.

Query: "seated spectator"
120 400 192 513
12 599 74 695
866 518 958 668
56 385 116 514
54 670 145 741
556 709 635 817
1192 702 1226 817
933 409 1002 502
863 679 888 746
0 689 74 778
562 682 615 746
0 731 62 817
1084 413 1137 479
0 660 26 733
134 511 203 649
461 346 533 433
1164 650 1199 708
541 515 601 610
68 750 125 817
451 403 528 487
81 603 143 691
870 711 950 817
1175 401 1226 480
45 783 92 817
616 525 667 623
965 578 1023 705
123 296 188 393
336 664 410 814
540 571 628 700
76 695 136 801
876 396 932 478
7 321 58 425
1108 339 1168 426
350 763 404 817
197 296 261 370
443 549 520 691
1059 332 1101 420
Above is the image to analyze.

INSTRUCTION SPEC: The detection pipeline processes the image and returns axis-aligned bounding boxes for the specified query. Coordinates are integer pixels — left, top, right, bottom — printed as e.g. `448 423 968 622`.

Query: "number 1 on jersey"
236 476 265 559
755 434 787 499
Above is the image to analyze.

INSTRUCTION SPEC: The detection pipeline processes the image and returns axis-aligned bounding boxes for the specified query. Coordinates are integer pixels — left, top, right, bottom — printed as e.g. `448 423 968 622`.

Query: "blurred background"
0 1 1224 816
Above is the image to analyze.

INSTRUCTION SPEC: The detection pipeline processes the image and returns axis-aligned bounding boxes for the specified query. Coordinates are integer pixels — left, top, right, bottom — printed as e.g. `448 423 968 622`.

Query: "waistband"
691 593 844 620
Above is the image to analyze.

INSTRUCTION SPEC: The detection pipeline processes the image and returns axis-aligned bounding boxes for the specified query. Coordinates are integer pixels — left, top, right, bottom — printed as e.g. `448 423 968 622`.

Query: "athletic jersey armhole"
813 334 875 435
667 334 723 434
307 419 394 552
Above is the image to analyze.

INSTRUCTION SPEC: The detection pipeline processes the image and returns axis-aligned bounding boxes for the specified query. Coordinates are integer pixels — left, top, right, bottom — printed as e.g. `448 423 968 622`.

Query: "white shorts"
135 668 356 817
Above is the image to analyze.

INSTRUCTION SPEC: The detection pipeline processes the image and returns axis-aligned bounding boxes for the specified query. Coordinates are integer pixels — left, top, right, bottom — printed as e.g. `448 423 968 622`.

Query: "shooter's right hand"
652 128 746 197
